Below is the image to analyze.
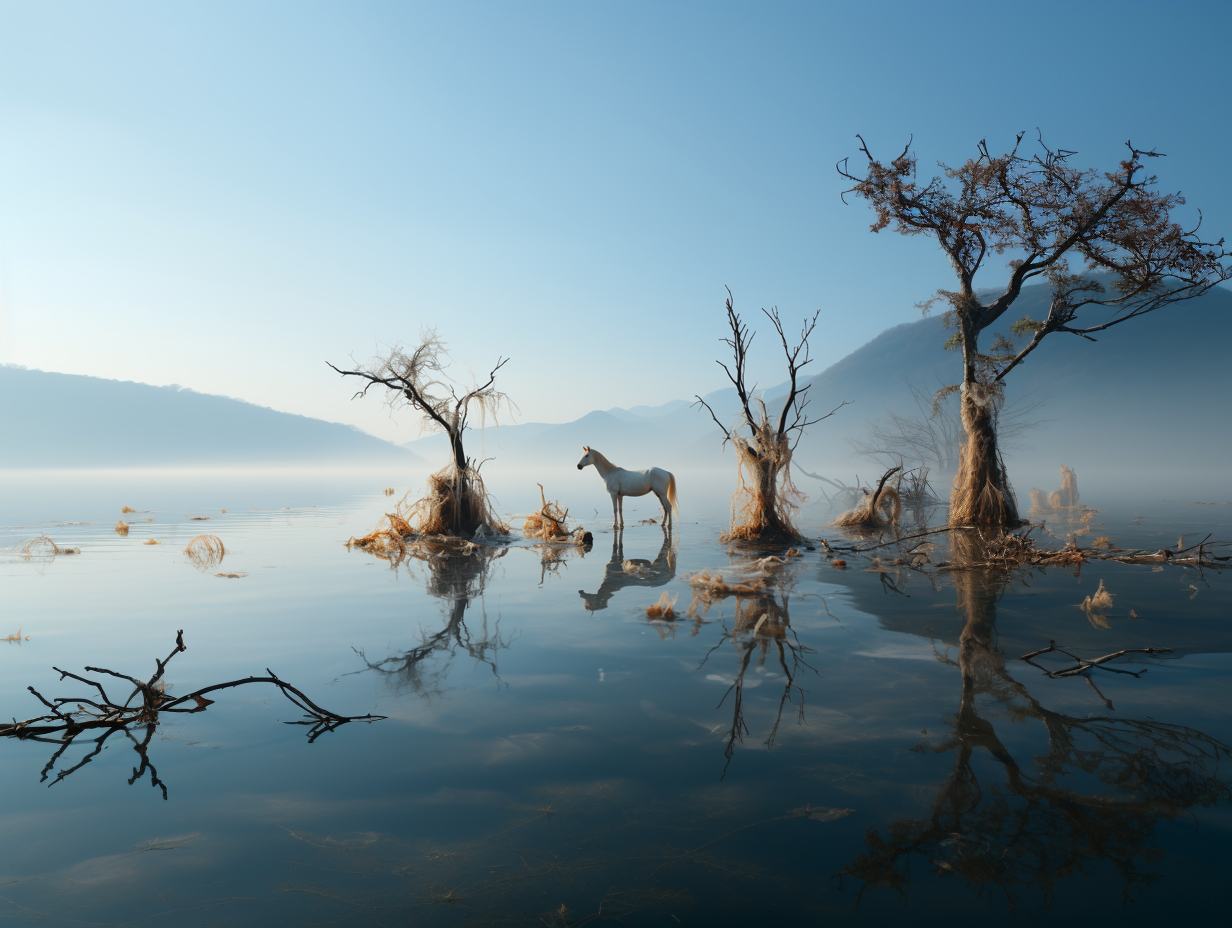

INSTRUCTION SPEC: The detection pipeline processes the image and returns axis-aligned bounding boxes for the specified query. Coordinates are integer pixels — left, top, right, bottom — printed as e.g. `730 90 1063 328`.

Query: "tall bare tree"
840 133 1232 526
695 288 844 542
329 331 512 536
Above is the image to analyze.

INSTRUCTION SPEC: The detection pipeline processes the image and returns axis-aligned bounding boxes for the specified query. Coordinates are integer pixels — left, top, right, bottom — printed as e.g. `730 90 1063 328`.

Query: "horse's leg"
654 489 671 531
611 492 620 530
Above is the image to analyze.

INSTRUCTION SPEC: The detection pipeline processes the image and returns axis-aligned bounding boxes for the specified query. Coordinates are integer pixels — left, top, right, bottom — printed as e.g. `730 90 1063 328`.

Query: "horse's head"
576 445 593 471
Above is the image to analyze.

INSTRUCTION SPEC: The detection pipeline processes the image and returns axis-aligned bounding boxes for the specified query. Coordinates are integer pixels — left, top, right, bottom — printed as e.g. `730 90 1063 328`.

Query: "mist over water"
1 465 1229 925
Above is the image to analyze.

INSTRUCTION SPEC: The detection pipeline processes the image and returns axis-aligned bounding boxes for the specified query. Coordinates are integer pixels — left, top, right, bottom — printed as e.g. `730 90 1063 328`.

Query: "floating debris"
789 804 855 822
646 591 678 619
115 520 130 535
185 535 226 571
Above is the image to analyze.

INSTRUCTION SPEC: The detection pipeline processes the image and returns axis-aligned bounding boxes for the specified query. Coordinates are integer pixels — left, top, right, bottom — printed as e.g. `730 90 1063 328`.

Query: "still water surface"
2 470 1229 925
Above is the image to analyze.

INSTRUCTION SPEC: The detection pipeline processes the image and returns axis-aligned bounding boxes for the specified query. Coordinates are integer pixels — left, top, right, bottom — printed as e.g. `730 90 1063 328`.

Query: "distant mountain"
403 281 1232 482
793 282 1232 477
0 367 423 467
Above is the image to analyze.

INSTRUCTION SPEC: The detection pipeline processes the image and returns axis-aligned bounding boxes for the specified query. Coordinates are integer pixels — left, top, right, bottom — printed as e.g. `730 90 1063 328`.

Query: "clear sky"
2 0 1228 442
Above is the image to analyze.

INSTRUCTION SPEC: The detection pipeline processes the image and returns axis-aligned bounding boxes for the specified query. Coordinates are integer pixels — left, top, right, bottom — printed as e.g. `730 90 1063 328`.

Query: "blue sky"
2 0 1228 441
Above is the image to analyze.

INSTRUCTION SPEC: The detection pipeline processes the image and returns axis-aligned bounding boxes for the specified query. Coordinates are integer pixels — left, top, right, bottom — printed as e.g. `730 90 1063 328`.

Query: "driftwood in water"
1 631 385 798
1020 639 1174 679
835 465 903 527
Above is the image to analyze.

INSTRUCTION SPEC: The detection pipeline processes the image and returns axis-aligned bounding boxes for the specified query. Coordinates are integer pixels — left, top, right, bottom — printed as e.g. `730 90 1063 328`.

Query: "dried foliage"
523 483 587 543
645 592 678 619
695 288 844 542
841 133 1232 526
114 520 130 535
1030 464 1086 514
184 535 225 571
121 506 136 514
835 466 903 528
12 536 79 559
349 467 510 559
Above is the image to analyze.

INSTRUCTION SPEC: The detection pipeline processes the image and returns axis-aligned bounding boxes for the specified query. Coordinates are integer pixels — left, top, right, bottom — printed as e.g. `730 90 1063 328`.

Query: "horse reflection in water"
837 530 1232 909
357 541 513 697
579 530 676 612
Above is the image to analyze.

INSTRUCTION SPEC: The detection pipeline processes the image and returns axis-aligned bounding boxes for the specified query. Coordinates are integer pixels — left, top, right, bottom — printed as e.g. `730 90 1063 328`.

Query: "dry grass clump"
1080 579 1115 620
348 466 509 561
190 516 211 521
409 464 509 538
646 592 678 619
17 536 78 559
687 571 768 600
1030 464 1085 513
384 487 395 496
144 539 161 545
121 506 136 514
835 466 902 528
185 535 226 571
523 484 587 544
215 572 248 579
4 628 30 642
115 520 130 535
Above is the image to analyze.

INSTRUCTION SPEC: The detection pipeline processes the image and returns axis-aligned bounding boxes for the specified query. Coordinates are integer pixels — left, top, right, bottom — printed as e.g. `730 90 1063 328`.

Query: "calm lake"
2 467 1230 926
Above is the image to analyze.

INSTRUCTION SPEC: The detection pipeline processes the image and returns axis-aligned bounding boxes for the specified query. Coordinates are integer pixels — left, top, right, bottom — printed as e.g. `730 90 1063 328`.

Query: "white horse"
577 446 678 531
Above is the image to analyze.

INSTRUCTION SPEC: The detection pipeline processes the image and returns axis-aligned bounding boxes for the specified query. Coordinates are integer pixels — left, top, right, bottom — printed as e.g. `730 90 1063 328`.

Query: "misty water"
2 468 1230 926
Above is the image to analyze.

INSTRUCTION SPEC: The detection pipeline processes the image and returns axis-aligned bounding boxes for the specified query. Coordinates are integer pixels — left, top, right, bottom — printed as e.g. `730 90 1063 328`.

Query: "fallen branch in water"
1 630 385 797
1020 639 1174 678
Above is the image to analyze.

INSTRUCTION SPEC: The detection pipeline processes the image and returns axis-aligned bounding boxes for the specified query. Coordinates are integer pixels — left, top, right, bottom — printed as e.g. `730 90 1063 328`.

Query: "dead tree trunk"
695 288 845 543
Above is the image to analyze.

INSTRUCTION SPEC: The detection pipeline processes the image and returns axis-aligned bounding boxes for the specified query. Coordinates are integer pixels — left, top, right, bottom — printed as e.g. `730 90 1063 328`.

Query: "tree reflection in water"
356 541 513 698
837 530 1232 909
695 573 819 775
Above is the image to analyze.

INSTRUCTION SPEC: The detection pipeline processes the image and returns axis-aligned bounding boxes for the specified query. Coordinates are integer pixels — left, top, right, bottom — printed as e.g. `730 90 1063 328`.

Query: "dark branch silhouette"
2 631 385 798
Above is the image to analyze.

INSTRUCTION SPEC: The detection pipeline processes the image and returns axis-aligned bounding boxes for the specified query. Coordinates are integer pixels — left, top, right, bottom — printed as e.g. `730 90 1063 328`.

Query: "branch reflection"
356 541 514 697
837 530 1232 908
691 555 818 776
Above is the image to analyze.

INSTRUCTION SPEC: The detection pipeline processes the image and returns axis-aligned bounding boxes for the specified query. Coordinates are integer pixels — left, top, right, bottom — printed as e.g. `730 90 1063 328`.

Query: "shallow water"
2 469 1230 925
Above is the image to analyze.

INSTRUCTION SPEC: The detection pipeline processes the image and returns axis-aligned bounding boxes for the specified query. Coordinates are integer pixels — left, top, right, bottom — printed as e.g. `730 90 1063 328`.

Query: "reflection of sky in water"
1 471 1230 924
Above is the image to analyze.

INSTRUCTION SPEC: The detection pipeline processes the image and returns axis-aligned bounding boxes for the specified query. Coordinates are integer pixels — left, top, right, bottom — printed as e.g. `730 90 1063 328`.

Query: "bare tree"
329 331 512 536
840 133 1232 527
695 288 845 542
848 378 1046 476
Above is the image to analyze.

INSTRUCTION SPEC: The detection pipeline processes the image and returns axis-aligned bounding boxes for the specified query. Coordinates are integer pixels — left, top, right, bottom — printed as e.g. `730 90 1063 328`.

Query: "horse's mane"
589 448 619 470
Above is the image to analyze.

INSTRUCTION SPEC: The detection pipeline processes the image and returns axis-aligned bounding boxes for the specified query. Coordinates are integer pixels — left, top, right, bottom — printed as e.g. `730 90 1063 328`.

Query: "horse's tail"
667 472 680 520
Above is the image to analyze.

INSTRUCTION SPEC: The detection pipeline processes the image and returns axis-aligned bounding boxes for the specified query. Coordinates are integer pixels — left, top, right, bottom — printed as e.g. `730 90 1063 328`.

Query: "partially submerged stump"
835 466 903 528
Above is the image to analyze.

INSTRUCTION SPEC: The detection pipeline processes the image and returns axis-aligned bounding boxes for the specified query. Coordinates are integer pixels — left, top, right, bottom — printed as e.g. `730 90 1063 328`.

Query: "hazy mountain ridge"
4 281 1227 473
0 367 422 467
